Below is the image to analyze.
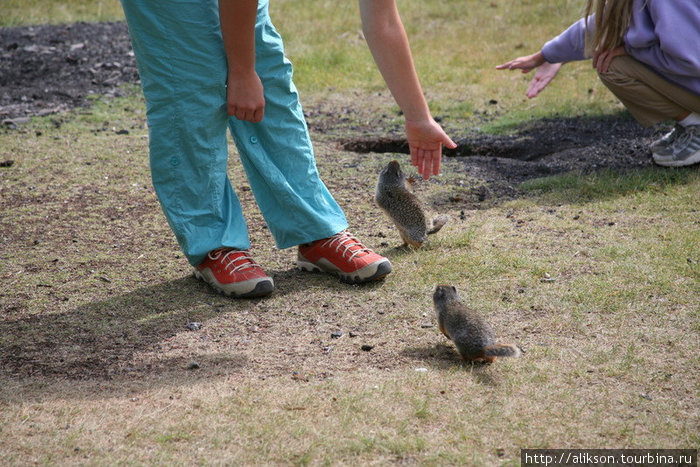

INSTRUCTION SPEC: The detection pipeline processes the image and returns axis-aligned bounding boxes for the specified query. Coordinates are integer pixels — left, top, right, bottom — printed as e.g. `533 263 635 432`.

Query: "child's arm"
219 0 265 122
359 0 456 180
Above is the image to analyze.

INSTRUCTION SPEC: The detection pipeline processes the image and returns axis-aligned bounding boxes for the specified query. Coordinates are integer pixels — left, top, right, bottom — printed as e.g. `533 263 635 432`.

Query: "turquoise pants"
121 0 347 266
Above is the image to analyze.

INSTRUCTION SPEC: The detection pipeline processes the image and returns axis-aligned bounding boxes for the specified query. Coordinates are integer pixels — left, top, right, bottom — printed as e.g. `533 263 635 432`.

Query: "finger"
421 150 432 180
526 78 541 98
602 52 614 73
414 150 424 172
443 135 457 149
432 151 441 176
410 145 419 167
596 52 607 73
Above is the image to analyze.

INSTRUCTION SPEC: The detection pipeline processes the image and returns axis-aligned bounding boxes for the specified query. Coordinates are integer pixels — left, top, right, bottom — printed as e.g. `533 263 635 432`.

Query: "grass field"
1 1 699 465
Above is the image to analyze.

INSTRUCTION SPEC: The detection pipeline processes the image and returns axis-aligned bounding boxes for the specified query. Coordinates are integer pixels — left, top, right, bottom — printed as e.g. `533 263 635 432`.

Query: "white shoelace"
208 249 260 274
319 231 370 263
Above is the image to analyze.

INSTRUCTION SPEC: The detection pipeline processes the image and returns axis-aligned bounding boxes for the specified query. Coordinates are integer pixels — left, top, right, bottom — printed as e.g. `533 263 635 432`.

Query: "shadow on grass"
0 264 396 398
0 277 241 380
401 344 502 387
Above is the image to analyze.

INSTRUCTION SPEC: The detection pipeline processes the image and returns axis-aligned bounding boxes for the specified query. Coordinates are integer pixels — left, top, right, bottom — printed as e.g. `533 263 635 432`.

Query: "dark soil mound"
1 21 138 120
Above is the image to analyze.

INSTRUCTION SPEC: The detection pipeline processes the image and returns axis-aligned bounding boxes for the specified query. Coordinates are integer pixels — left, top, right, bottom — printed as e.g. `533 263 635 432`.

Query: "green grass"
521 166 700 200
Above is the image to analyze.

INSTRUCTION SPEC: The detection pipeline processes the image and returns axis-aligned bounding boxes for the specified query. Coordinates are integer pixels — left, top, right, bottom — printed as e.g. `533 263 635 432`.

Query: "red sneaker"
297 231 392 284
194 248 274 297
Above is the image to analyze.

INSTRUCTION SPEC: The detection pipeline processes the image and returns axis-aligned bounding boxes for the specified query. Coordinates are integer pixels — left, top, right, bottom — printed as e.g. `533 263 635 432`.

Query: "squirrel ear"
451 286 457 293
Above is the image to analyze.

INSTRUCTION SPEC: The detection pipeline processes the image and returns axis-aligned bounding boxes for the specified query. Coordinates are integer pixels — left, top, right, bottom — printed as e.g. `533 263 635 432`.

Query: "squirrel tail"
483 344 521 358
427 215 449 235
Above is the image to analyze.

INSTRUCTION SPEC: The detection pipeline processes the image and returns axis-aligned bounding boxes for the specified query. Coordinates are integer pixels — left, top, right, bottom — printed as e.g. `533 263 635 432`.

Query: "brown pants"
597 56 700 127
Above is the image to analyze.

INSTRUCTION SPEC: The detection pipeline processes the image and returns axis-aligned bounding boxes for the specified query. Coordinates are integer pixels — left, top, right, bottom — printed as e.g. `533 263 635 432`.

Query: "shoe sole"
193 269 274 298
652 151 700 167
297 258 392 284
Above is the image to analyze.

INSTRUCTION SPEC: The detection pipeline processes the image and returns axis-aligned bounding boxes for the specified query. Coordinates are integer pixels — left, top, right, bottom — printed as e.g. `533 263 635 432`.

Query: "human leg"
121 0 251 267
121 0 273 295
597 56 700 166
227 1 348 249
597 56 700 127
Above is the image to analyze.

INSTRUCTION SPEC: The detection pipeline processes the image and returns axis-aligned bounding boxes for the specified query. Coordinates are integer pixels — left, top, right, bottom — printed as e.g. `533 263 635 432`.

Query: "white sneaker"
652 124 700 167
650 124 684 152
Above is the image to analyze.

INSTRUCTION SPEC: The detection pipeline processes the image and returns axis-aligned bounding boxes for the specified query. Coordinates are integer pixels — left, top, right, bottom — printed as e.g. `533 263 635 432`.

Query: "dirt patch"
0 22 138 121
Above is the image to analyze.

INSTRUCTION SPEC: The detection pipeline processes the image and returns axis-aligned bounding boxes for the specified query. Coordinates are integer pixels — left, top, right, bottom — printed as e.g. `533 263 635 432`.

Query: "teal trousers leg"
121 0 346 266
229 1 347 250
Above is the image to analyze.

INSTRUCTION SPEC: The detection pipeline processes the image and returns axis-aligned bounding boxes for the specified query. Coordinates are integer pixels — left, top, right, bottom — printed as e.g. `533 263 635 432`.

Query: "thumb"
443 134 457 149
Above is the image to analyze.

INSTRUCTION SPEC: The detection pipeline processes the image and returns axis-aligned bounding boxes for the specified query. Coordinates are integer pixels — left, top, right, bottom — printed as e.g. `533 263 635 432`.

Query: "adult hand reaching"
405 119 457 180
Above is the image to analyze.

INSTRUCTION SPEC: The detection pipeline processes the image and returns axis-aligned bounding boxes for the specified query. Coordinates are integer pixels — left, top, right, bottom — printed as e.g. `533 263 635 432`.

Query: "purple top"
541 0 700 96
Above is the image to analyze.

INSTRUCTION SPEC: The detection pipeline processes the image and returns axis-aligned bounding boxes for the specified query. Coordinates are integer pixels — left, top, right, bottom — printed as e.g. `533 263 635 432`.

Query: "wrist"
533 51 546 66
403 109 433 125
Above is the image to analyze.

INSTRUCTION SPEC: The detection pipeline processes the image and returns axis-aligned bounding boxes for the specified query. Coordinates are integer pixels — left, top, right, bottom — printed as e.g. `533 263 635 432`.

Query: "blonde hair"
584 0 634 53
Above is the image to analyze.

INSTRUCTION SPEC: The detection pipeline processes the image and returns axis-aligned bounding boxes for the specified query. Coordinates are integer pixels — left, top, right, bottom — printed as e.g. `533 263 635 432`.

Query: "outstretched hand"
523 62 562 98
405 119 457 180
496 51 562 98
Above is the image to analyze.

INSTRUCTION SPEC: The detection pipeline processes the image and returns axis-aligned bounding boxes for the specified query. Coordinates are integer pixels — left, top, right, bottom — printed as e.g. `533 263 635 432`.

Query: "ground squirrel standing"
433 285 521 363
375 160 448 248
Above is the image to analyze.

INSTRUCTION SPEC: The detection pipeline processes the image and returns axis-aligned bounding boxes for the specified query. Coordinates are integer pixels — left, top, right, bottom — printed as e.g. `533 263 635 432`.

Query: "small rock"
414 368 428 372
187 361 200 370
540 272 556 283
420 323 434 329
361 344 374 351
330 331 343 339
186 322 202 331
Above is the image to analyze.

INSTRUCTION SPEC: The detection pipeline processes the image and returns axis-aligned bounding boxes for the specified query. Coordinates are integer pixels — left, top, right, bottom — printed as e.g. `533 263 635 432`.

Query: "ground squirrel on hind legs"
375 160 448 248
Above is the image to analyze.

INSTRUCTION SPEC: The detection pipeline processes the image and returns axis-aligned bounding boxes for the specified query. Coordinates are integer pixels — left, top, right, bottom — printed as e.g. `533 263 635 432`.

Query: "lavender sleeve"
626 1 700 81
541 16 594 64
